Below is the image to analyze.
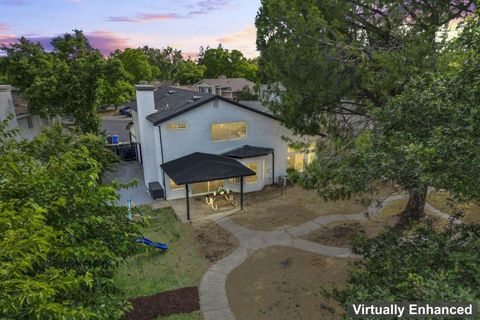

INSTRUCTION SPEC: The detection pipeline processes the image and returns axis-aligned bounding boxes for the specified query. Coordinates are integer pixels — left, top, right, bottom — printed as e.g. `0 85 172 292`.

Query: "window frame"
166 121 188 131
245 162 258 184
210 121 248 142
169 178 183 191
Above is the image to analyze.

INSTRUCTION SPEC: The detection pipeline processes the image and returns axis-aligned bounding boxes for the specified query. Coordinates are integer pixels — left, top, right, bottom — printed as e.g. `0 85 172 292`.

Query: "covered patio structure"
161 152 256 221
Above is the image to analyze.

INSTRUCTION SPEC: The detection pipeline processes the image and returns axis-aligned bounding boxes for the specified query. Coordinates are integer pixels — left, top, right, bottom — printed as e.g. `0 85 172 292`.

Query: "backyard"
115 186 478 320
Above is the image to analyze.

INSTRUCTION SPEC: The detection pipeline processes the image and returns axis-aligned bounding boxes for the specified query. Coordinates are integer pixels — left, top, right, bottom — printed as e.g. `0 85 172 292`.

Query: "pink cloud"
86 30 131 55
0 23 9 32
0 30 132 56
215 25 258 58
106 12 180 23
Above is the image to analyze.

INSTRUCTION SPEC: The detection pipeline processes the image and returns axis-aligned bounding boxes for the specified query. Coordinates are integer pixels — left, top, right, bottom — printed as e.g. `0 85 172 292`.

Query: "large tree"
114 48 158 83
2 30 105 133
199 45 259 81
0 123 140 319
256 0 476 220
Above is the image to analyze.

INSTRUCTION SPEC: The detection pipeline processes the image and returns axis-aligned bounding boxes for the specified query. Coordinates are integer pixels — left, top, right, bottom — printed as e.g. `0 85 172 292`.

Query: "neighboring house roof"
222 145 273 159
193 77 255 93
129 87 277 125
161 152 256 185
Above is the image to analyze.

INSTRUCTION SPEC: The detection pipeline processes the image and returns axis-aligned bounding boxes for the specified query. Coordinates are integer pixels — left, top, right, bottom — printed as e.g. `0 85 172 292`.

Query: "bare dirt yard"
193 222 239 263
427 191 480 224
226 246 353 320
232 184 396 231
302 198 455 248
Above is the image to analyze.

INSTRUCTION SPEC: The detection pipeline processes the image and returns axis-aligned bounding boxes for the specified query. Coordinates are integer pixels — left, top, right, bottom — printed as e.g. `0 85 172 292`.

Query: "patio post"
185 184 190 221
240 176 244 210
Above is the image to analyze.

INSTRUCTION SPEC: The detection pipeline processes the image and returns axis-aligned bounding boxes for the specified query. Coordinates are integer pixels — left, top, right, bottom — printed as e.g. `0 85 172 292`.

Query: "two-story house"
192 76 255 101
130 85 316 201
0 85 50 141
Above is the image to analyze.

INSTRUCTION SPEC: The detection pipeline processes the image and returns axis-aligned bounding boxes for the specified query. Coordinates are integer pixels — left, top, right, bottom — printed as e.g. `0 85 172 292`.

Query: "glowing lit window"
246 162 258 183
211 122 247 141
166 121 188 130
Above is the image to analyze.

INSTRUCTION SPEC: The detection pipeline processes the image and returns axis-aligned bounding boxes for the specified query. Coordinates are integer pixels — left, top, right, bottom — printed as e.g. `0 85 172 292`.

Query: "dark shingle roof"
161 152 256 185
129 86 277 125
222 145 273 159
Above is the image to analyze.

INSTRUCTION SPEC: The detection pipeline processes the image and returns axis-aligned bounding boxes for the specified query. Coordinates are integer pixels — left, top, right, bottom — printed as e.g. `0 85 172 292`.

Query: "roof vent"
192 95 202 101
168 90 176 95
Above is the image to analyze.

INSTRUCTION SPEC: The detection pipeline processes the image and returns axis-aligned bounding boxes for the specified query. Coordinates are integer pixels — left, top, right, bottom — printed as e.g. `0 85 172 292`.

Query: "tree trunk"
402 185 428 220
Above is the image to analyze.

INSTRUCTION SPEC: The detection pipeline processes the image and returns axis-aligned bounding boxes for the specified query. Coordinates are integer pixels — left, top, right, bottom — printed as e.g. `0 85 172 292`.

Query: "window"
211 122 247 141
228 177 240 184
262 160 266 180
287 153 305 172
166 121 187 130
192 180 224 195
169 179 183 191
287 142 316 172
245 162 258 183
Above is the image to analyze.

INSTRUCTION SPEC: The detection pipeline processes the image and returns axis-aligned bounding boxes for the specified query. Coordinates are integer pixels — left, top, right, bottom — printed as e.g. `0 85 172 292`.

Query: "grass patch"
114 207 209 299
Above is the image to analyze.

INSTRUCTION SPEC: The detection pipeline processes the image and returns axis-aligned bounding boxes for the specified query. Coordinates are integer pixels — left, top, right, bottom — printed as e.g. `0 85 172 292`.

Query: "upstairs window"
166 121 187 130
211 122 247 141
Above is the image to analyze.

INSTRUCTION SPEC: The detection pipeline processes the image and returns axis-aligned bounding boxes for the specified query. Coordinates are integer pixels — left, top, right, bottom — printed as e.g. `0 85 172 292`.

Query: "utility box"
148 182 164 200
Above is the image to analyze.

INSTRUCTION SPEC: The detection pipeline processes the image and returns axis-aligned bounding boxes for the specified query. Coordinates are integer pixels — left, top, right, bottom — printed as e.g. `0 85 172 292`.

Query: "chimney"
134 84 158 188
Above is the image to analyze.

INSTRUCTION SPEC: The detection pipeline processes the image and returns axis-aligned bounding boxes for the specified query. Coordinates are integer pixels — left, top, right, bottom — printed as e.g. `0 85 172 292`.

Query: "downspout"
271 150 275 185
158 125 166 199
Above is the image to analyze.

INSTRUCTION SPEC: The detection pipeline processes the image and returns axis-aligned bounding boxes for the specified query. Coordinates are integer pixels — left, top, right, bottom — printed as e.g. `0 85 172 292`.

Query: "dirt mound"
124 287 199 320
195 223 239 263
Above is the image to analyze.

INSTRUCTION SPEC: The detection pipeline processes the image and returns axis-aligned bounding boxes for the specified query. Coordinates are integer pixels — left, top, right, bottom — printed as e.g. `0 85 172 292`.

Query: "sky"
0 0 261 58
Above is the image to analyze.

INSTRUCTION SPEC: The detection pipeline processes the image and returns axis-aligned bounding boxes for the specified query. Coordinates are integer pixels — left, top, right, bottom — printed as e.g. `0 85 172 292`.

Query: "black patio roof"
222 145 273 159
161 152 256 185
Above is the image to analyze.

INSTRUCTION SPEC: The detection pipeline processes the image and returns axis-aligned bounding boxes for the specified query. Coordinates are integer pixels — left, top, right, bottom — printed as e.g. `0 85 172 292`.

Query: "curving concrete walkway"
199 194 454 320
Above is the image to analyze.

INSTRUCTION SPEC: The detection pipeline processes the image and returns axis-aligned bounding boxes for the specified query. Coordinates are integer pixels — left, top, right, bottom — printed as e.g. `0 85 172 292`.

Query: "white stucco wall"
1 85 49 141
156 98 305 200
16 115 50 141
135 86 163 189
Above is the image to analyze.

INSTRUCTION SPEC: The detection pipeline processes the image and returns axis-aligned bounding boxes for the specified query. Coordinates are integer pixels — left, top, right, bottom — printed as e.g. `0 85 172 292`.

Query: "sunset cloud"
0 23 9 32
0 30 133 56
216 25 257 57
106 0 234 23
106 12 180 23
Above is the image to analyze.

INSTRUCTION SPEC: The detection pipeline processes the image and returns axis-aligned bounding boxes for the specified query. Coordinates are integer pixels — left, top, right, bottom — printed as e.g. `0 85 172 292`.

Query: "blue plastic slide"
136 237 169 250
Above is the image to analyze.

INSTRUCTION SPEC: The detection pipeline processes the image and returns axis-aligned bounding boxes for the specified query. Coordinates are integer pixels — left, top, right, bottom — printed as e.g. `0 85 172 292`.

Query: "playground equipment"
135 237 169 251
127 199 169 251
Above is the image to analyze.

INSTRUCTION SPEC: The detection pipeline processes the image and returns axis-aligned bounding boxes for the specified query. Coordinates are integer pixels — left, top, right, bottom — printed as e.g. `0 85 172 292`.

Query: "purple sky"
0 0 261 58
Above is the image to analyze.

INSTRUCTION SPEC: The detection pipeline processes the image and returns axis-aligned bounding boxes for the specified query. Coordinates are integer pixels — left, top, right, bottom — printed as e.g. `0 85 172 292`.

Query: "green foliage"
114 48 158 83
257 0 478 218
175 59 205 85
0 125 140 319
199 45 258 81
2 30 105 133
97 57 134 109
236 86 258 100
330 222 480 318
142 46 183 81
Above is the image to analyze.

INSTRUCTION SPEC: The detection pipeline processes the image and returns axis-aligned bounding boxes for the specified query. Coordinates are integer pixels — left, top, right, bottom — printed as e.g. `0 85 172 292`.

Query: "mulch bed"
124 287 200 320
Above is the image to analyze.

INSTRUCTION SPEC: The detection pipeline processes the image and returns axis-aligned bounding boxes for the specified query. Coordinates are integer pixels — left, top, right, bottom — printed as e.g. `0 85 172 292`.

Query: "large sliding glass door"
191 180 224 195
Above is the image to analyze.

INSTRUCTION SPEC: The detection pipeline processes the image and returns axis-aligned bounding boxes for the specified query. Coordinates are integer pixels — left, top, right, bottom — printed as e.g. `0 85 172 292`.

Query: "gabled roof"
222 145 273 159
161 152 256 185
129 86 277 125
193 77 255 92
